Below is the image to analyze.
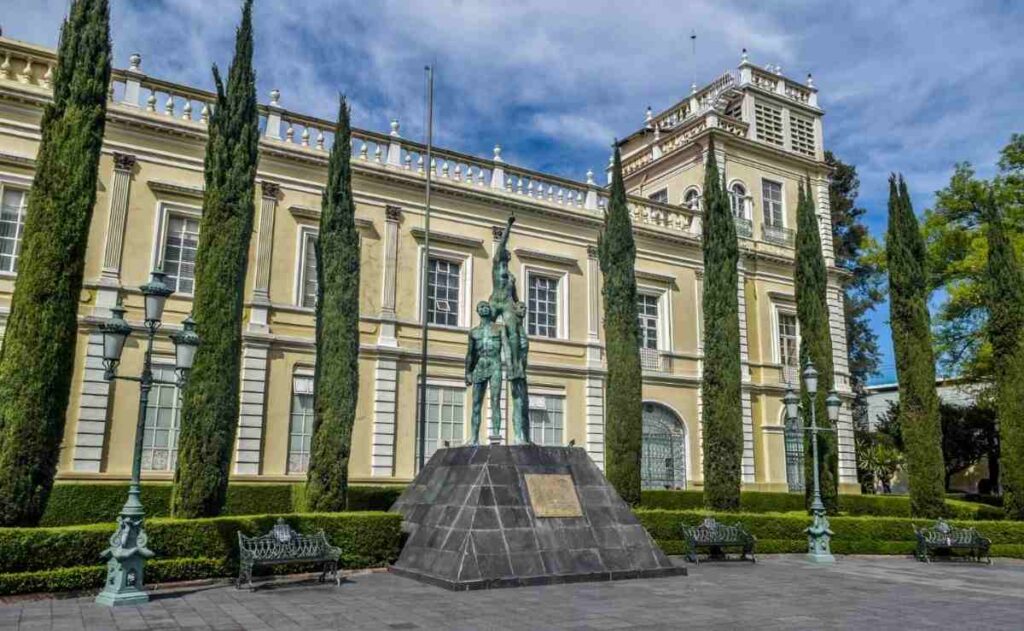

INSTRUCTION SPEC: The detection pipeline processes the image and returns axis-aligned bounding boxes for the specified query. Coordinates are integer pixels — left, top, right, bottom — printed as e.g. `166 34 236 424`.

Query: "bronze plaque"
524 474 583 518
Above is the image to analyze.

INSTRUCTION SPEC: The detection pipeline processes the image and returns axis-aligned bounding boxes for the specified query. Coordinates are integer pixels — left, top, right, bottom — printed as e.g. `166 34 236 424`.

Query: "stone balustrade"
741 63 818 108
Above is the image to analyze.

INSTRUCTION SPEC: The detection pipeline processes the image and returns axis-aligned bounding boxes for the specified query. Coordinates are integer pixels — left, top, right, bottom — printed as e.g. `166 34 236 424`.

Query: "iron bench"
237 518 342 589
681 517 756 564
913 519 991 564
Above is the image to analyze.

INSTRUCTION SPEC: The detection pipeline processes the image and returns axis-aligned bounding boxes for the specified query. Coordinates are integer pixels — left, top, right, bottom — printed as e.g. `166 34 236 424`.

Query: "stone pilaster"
736 261 755 483
96 152 136 314
584 245 605 468
371 357 398 477
71 333 111 472
248 181 279 333
378 205 401 347
695 270 704 476
234 341 270 474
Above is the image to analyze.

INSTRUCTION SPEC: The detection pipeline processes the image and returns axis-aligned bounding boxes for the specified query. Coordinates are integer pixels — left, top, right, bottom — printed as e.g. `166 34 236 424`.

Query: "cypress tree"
598 146 643 506
794 180 838 513
0 0 110 526
886 175 945 517
305 98 360 511
700 137 743 511
984 194 1024 518
173 0 260 518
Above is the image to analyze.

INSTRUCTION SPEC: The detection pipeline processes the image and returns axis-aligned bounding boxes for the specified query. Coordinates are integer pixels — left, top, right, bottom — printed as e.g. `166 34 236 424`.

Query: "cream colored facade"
0 37 857 492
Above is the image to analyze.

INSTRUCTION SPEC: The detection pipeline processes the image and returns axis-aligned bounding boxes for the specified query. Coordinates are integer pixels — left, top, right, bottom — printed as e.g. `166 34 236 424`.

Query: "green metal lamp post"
94 271 199 607
783 361 842 564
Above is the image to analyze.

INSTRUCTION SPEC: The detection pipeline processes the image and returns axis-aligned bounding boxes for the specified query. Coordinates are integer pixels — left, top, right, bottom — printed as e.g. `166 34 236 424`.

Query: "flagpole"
417 65 434 471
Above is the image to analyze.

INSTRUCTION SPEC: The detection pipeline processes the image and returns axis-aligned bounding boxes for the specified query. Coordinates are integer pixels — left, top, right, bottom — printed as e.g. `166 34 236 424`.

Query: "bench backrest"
239 518 330 559
682 517 751 544
914 519 983 545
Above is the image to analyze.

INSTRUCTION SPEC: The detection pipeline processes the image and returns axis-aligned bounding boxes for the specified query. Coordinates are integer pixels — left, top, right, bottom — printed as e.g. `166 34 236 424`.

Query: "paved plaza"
1 556 1021 631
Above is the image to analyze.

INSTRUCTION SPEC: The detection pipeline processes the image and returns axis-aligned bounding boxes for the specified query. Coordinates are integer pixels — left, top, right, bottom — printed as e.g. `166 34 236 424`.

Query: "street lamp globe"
783 387 799 422
100 303 132 370
802 362 818 396
826 390 841 423
171 316 200 373
140 270 173 325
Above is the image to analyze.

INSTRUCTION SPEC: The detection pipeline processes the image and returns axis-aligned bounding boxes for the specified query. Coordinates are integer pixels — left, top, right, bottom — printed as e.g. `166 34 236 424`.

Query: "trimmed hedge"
39 483 405 527
0 512 401 595
639 490 1006 521
637 509 1024 558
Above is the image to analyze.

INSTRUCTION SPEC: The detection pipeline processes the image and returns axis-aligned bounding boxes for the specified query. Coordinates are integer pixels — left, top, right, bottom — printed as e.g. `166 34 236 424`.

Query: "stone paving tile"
2 556 1024 630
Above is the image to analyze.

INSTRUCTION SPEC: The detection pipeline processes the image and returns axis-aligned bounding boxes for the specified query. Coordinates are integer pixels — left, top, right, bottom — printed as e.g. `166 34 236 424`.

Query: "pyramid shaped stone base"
390 445 685 590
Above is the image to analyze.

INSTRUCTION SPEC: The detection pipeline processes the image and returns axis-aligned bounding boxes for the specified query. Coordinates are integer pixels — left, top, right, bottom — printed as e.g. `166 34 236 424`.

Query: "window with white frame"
637 293 659 350
683 188 701 211
647 188 669 204
777 311 799 383
0 187 28 274
419 385 465 464
427 257 461 326
288 376 315 474
755 101 784 146
527 273 560 338
529 394 565 446
729 182 747 219
141 365 181 471
161 213 200 294
761 180 784 228
299 231 318 308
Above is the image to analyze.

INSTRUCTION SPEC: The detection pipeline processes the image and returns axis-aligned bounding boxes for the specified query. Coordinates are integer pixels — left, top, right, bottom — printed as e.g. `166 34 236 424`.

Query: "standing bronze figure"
466 301 507 444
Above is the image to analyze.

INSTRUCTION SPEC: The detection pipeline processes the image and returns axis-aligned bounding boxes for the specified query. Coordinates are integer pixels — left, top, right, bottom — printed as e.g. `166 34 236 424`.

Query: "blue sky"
3 0 1023 384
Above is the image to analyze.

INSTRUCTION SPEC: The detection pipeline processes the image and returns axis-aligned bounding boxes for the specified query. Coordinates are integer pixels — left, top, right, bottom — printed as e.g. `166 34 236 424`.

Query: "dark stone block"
391 445 682 591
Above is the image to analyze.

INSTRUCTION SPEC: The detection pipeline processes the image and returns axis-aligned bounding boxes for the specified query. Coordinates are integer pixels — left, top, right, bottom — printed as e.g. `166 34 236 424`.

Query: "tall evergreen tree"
598 146 643 506
794 180 838 512
699 137 743 511
886 175 945 518
305 98 360 512
984 194 1024 518
173 0 259 518
0 0 110 526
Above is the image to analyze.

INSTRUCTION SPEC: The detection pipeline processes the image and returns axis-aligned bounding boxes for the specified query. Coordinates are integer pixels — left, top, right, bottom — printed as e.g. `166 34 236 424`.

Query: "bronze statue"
466 300 507 444
465 214 532 445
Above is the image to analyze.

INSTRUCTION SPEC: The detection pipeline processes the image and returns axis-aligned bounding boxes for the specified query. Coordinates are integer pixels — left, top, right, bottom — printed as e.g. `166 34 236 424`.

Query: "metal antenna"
417 63 435 472
690 30 698 91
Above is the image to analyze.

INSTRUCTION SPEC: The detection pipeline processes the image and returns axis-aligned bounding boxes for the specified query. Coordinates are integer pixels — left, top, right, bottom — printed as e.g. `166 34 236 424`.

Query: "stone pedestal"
390 445 685 590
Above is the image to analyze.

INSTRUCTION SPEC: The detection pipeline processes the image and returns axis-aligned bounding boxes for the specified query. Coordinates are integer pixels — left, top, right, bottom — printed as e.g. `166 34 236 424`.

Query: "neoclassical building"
0 36 856 492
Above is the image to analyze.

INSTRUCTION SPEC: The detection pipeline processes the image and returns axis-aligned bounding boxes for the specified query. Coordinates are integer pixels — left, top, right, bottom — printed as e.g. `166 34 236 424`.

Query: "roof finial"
741 48 748 64
806 72 814 88
390 119 400 137
493 144 503 163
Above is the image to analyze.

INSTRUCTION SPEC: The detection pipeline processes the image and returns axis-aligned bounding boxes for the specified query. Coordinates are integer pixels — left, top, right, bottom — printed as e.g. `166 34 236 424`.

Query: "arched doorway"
641 402 687 489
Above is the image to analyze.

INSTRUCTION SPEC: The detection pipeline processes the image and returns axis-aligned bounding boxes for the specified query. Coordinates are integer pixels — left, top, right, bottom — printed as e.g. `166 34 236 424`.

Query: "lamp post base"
806 550 836 564
805 511 835 565
95 584 149 607
95 514 154 608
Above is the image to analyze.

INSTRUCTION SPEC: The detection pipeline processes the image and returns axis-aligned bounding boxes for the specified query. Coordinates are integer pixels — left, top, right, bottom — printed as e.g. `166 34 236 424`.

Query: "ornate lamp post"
783 361 842 564
95 271 199 607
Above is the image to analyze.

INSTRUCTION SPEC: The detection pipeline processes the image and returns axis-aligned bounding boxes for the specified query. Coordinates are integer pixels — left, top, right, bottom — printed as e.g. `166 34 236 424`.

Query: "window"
299 232 318 308
162 214 200 294
527 274 559 338
141 366 181 471
755 101 784 146
427 257 461 326
0 187 27 274
683 188 701 211
288 376 315 474
724 98 743 120
647 188 668 204
778 311 799 383
529 394 564 446
762 180 784 228
790 113 816 157
729 183 747 218
637 294 659 350
420 385 465 464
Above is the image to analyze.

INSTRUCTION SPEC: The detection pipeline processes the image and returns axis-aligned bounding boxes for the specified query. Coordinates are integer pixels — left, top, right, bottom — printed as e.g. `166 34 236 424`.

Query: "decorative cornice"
112 152 136 172
410 226 484 249
260 180 280 199
146 179 204 199
635 269 677 285
0 150 35 169
491 225 506 241
586 245 598 259
385 205 402 222
514 247 579 267
287 204 373 230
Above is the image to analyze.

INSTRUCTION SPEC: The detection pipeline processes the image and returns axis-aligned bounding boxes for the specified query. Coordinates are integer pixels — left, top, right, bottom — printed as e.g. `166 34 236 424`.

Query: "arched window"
729 182 747 218
683 188 701 211
641 402 687 489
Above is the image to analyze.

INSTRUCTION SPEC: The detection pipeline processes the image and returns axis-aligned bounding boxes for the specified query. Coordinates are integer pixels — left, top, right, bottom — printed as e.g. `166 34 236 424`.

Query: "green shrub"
39 483 406 527
0 512 401 580
0 558 227 597
636 509 1024 558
